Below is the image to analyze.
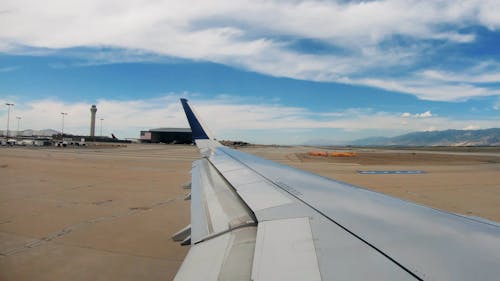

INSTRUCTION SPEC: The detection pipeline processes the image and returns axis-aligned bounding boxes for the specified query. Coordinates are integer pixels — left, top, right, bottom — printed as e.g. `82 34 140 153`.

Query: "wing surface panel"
235 180 294 212
309 215 416 281
208 152 294 215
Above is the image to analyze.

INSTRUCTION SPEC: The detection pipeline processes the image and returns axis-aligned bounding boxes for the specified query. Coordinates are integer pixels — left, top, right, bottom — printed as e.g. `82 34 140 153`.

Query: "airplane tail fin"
180 99 220 151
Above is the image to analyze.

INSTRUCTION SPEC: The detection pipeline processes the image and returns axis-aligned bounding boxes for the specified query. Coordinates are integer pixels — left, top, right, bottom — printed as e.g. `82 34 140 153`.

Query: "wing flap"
190 158 255 243
174 227 257 281
189 161 209 241
175 158 257 281
252 217 321 281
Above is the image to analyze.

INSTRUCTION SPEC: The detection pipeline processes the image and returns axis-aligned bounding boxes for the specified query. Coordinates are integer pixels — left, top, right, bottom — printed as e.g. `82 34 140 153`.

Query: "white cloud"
356 77 500 101
420 61 500 83
401 111 432 118
1 1 500 101
1 95 498 144
415 111 433 118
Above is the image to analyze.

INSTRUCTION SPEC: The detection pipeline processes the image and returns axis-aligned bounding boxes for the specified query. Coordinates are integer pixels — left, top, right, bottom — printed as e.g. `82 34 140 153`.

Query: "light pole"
5 103 15 137
16 116 22 137
100 118 104 137
61 112 68 138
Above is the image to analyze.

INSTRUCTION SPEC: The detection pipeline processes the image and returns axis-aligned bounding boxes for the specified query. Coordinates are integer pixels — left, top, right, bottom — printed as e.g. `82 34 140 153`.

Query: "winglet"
180 98 212 140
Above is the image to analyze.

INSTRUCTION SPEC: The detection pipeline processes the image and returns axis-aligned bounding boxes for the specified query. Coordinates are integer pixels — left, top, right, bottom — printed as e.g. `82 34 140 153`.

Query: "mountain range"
350 128 500 146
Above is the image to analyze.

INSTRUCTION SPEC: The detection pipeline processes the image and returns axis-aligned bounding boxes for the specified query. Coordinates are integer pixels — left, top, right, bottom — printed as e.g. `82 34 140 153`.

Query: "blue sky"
1 1 499 144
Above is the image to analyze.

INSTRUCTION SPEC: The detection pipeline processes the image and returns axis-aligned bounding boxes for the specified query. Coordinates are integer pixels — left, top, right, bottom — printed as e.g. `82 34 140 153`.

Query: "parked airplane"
173 98 500 281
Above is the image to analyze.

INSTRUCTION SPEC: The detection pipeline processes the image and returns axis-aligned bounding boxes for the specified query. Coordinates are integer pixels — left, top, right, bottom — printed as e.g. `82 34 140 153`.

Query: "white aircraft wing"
173 98 500 281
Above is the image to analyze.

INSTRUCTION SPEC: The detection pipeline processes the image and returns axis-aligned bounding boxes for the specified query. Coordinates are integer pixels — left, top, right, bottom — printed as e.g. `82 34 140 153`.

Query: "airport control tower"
90 105 97 138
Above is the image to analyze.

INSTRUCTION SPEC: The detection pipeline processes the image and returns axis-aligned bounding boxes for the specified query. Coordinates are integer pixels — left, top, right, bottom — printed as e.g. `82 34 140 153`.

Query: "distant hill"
350 128 500 146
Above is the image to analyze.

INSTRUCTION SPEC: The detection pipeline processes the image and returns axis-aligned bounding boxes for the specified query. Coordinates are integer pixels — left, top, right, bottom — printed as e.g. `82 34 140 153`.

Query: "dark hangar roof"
148 128 192 133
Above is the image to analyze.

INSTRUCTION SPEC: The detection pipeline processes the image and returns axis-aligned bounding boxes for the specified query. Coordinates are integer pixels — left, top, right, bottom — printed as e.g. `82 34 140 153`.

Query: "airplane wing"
173 98 500 281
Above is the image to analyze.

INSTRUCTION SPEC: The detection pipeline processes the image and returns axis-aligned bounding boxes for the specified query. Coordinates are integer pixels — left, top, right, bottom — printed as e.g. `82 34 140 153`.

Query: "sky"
0 0 499 144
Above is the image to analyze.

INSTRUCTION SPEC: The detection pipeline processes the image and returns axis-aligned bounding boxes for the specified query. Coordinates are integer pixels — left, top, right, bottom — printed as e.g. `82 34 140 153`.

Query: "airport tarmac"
0 144 499 280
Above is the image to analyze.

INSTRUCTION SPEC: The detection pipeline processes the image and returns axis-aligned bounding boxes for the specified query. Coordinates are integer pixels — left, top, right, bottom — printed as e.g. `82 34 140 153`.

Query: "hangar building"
140 128 192 144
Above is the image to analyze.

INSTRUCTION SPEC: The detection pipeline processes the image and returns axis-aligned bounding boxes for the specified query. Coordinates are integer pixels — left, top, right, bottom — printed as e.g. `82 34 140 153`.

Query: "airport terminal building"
140 128 192 144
